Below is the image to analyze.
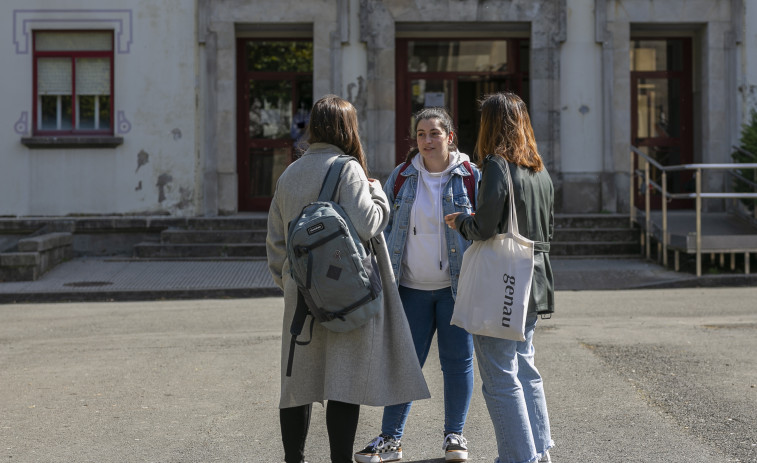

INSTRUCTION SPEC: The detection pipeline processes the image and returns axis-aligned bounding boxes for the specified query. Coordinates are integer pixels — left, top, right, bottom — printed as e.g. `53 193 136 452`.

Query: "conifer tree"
732 110 757 207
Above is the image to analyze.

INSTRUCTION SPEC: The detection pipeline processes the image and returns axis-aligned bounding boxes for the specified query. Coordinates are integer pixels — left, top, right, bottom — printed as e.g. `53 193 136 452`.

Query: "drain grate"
63 281 114 287
702 323 757 330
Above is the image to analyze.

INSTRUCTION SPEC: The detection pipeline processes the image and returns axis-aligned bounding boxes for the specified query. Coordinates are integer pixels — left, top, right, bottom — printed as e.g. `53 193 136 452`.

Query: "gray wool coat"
266 143 431 409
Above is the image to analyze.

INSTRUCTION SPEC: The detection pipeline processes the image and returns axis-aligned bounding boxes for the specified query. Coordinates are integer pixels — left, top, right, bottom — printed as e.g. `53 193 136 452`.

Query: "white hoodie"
400 150 469 290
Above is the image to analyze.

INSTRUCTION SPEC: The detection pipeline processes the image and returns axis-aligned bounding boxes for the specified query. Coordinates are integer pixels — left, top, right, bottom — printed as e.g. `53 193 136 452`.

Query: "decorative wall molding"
13 9 133 54
14 112 28 135
116 111 132 134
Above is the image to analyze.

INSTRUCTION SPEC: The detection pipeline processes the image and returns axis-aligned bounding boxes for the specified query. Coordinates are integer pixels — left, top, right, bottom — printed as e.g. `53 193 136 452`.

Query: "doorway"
395 38 529 164
236 39 313 211
630 37 693 208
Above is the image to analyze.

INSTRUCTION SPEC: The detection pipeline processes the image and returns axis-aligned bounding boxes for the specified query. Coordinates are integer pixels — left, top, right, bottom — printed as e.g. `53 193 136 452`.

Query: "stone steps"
0 232 73 281
551 214 640 257
133 242 267 259
133 217 268 259
160 229 267 244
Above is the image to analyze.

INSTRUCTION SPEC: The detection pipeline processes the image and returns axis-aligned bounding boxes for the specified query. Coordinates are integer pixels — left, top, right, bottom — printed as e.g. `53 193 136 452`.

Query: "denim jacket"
382 157 481 299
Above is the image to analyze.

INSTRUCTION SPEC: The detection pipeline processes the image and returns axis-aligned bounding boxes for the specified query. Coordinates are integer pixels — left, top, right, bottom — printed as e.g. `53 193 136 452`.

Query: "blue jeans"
381 286 474 438
474 313 554 463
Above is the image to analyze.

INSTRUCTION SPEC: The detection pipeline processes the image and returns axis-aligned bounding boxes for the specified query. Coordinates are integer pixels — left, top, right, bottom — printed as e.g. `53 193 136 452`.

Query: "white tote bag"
451 161 534 341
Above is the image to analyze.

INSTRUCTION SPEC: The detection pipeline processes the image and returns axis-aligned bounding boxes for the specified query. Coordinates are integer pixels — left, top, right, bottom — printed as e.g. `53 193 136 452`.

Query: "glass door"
237 39 313 211
396 38 529 163
631 38 693 208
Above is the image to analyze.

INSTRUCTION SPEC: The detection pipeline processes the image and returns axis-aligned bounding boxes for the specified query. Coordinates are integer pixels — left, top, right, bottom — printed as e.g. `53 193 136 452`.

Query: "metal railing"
630 145 757 276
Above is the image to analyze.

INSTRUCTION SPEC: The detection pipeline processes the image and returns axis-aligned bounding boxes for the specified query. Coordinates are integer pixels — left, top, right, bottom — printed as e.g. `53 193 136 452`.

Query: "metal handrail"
630 144 757 276
733 145 757 160
728 170 757 189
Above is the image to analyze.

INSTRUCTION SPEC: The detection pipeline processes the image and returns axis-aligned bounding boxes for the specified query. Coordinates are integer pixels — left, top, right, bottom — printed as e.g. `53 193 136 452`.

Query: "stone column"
359 0 396 179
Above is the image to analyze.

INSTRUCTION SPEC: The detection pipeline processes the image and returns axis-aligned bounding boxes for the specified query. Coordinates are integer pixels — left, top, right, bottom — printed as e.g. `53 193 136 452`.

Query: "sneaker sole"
445 449 468 462
353 450 402 463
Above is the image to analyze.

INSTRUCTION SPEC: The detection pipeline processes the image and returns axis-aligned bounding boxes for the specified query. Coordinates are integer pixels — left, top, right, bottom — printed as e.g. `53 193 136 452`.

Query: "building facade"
2 0 755 217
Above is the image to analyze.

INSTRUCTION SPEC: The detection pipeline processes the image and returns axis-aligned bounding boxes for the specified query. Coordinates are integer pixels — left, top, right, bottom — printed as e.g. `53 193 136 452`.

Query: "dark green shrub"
731 110 757 207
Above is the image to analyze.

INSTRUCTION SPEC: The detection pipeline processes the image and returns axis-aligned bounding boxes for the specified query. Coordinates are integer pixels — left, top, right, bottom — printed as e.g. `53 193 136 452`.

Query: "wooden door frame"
630 37 693 209
236 38 311 212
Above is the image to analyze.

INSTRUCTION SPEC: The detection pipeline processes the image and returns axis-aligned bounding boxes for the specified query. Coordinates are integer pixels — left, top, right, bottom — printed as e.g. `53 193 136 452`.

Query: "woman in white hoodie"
354 108 481 463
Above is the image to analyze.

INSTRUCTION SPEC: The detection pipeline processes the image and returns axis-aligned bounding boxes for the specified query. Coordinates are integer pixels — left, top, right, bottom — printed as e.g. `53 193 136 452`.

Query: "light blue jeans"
474 313 554 463
381 285 474 438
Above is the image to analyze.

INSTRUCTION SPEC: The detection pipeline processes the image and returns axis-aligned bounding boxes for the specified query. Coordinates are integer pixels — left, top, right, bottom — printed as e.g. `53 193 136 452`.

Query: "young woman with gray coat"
266 95 429 463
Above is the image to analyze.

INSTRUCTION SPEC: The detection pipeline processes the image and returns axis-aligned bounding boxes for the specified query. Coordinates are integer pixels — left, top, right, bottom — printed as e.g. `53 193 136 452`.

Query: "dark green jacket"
454 154 555 315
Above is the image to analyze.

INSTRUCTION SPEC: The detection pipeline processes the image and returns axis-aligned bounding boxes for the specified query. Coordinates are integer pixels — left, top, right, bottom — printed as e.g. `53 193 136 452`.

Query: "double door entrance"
395 38 529 162
236 39 313 211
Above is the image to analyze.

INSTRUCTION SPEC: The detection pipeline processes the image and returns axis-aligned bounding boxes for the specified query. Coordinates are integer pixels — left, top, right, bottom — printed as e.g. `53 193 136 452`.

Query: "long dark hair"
307 94 368 174
476 92 543 172
404 107 458 162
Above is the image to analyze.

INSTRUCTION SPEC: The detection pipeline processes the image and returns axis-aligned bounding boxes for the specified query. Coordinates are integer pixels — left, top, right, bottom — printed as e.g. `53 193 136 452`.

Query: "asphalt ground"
1 288 755 462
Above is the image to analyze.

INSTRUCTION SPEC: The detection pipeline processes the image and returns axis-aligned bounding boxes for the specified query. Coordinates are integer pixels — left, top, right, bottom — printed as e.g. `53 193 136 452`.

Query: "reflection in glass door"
631 38 693 208
396 38 529 163
237 39 313 211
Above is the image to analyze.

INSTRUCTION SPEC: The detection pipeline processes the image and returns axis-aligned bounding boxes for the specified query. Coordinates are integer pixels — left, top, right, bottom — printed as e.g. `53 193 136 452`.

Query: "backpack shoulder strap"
462 160 476 209
393 159 476 208
392 161 413 198
318 155 352 202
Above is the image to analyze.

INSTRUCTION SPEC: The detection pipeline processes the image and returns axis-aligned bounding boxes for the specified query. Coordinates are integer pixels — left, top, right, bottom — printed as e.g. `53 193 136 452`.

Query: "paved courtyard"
1 287 756 462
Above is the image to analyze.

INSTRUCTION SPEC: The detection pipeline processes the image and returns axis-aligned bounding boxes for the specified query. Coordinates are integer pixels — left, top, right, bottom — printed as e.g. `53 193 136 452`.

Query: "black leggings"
280 400 360 463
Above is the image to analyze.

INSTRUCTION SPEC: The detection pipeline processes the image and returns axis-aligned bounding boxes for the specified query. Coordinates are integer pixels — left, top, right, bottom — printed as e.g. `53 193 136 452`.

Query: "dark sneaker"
353 434 402 463
442 432 468 462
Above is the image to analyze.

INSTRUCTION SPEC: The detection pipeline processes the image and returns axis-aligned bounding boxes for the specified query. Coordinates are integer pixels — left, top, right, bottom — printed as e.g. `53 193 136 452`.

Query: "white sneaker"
442 432 468 462
354 434 402 463
538 450 552 462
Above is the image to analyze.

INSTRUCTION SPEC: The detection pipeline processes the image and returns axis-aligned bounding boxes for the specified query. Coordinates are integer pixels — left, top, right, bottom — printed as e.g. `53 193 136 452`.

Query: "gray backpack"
285 155 383 375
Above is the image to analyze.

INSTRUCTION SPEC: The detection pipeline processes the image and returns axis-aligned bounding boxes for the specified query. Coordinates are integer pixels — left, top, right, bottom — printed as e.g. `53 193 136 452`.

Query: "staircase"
133 217 267 259
551 214 640 257
132 214 640 260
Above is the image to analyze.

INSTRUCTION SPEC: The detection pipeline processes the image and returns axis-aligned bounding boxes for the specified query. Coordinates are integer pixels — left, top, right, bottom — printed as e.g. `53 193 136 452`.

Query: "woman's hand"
444 212 462 230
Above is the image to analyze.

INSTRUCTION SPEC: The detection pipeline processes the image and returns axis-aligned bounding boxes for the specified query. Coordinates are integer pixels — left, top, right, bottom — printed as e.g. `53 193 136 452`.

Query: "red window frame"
32 30 115 136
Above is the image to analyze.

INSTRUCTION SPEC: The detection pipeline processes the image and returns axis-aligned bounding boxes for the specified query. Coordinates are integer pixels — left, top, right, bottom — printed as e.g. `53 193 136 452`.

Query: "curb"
0 287 283 304
630 273 757 290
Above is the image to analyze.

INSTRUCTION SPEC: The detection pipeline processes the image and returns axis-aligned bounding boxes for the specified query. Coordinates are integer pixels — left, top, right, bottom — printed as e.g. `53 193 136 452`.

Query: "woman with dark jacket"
445 92 555 463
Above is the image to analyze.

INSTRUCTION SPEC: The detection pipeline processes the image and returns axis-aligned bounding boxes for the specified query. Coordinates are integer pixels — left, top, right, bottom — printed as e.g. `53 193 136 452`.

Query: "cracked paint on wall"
156 173 173 202
136 150 149 172
177 187 193 210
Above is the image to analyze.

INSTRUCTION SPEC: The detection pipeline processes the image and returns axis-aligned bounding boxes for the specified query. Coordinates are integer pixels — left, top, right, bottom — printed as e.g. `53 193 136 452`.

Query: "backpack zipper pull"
413 226 416 235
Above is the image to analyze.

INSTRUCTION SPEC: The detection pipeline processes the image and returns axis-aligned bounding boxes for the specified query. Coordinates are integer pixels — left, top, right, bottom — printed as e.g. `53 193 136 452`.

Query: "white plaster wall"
123 0 199 216
560 0 603 174
0 2 32 216
0 0 199 217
